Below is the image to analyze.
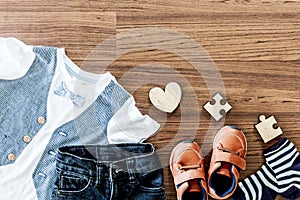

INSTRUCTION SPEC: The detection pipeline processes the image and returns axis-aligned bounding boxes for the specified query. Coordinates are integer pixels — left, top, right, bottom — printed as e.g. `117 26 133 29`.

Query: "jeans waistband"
56 143 162 176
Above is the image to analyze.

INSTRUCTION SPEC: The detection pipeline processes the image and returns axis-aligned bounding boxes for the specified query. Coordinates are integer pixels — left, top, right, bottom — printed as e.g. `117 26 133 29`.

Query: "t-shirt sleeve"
107 96 160 143
0 37 35 80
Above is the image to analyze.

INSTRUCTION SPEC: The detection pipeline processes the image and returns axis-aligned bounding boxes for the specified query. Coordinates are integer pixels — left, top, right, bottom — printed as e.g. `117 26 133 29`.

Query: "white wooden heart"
149 82 182 113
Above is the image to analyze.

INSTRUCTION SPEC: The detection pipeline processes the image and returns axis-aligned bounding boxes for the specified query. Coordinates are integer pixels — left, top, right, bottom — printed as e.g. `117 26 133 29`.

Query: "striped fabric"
232 138 300 200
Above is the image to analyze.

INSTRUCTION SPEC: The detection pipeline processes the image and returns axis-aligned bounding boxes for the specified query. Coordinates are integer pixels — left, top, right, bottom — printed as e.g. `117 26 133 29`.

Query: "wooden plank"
0 11 116 60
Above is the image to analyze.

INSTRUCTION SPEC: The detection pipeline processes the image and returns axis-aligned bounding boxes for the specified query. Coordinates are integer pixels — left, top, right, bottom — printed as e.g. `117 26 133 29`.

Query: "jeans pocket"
57 170 91 195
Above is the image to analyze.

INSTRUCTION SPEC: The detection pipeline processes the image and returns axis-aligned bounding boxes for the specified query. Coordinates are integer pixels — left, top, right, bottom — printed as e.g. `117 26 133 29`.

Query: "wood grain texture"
0 1 299 199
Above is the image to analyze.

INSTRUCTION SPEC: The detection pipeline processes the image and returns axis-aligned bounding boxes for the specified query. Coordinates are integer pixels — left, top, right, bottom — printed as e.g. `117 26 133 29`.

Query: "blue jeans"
52 143 166 200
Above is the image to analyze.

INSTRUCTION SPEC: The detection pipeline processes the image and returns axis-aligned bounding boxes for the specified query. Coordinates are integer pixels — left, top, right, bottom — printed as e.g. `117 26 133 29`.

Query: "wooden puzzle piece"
149 82 182 113
203 93 232 121
255 115 283 143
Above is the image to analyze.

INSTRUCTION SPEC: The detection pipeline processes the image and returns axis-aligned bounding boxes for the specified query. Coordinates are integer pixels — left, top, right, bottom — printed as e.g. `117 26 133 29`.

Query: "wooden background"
0 0 299 199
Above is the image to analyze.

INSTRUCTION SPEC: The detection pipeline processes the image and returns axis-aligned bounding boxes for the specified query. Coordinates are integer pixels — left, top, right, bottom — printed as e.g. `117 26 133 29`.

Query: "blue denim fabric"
52 144 166 200
0 46 56 165
33 81 131 200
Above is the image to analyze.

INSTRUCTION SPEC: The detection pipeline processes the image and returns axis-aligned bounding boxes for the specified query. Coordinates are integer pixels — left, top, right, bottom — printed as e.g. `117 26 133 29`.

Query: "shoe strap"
174 165 206 186
214 151 246 170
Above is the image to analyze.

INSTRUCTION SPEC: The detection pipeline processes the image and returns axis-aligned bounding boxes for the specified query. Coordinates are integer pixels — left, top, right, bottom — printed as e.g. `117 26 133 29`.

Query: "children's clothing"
232 138 300 200
52 143 166 200
0 38 160 200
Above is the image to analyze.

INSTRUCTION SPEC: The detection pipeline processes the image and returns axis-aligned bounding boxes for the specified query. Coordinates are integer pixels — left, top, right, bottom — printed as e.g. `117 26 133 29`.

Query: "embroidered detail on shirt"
54 81 86 108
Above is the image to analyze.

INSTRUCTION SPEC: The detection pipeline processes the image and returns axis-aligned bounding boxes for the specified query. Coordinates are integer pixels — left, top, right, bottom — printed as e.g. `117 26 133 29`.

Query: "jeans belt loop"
126 158 136 183
96 164 103 185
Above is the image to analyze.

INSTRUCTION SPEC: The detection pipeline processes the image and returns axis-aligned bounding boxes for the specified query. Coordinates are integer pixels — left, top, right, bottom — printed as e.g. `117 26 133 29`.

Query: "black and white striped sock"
232 163 278 200
264 138 300 199
232 138 300 200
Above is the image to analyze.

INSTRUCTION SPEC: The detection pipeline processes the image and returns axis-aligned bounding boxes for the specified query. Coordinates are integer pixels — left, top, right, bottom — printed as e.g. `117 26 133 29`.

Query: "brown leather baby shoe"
207 126 247 199
170 141 208 200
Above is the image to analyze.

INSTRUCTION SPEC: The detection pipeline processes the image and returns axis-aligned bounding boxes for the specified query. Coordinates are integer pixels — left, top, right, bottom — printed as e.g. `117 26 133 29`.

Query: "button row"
35 131 69 190
6 116 45 162
8 134 31 161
